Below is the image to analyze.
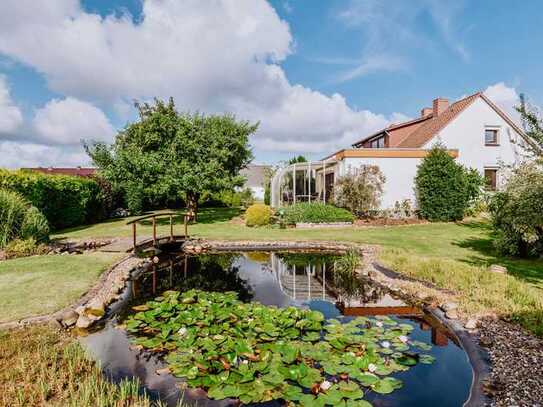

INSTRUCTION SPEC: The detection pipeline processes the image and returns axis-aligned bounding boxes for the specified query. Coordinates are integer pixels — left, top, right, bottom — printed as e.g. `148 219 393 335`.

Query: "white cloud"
0 75 23 135
0 0 401 159
32 97 115 145
483 82 522 125
0 140 90 168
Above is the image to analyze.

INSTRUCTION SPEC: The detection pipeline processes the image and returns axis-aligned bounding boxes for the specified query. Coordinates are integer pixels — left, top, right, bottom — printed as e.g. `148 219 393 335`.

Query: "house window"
370 136 385 148
485 128 499 145
484 168 498 191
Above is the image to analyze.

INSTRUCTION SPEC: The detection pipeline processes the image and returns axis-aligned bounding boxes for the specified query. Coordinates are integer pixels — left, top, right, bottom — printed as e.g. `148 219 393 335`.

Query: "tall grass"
0 189 49 248
0 189 28 247
381 248 543 336
0 325 190 406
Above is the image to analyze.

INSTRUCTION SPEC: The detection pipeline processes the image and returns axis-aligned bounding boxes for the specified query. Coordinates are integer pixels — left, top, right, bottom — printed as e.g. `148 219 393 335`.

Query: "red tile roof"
352 92 526 149
21 167 97 177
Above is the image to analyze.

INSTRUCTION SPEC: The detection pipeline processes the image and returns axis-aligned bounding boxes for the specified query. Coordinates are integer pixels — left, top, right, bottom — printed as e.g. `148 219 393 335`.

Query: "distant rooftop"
21 167 97 177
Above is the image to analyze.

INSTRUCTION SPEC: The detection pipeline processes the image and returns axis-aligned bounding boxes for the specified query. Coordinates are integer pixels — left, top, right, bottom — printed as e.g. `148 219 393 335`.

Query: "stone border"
295 222 353 229
0 238 489 406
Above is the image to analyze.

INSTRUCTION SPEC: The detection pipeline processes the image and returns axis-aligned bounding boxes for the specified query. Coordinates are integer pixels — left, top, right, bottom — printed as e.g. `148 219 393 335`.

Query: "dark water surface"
81 252 472 407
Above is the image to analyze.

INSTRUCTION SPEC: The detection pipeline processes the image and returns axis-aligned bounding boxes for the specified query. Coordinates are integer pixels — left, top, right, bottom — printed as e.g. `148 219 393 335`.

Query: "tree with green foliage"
490 162 543 257
86 98 256 215
288 155 307 164
516 97 543 158
415 145 484 221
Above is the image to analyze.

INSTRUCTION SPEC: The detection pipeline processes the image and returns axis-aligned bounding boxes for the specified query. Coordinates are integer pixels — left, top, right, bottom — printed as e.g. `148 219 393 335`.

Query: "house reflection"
270 253 456 348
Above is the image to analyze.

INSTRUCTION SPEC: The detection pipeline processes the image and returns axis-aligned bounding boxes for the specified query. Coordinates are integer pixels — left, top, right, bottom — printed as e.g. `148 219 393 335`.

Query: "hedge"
0 169 105 230
283 203 354 224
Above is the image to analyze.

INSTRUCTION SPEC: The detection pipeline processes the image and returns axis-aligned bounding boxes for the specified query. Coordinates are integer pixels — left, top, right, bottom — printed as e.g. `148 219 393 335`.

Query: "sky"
0 0 542 167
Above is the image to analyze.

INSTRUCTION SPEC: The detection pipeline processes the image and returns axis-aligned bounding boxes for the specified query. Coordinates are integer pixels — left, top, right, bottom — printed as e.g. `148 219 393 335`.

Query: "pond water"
82 251 472 407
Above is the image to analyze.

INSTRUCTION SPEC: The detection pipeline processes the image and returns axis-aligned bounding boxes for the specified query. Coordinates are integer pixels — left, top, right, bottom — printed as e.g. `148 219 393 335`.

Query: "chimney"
433 98 449 116
421 107 433 117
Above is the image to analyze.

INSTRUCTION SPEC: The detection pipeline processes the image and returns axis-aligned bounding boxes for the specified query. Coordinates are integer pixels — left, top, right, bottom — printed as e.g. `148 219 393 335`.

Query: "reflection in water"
82 251 471 407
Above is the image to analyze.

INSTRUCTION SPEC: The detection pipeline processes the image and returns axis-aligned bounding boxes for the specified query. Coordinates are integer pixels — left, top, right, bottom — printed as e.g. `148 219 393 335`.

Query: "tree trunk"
186 191 200 221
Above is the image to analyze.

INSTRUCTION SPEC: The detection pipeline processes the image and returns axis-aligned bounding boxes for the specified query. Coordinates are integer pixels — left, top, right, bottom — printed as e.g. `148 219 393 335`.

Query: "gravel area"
478 317 543 406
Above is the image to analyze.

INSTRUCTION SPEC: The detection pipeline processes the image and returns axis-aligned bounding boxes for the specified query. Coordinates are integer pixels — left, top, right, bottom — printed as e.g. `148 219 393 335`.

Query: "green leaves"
124 289 434 406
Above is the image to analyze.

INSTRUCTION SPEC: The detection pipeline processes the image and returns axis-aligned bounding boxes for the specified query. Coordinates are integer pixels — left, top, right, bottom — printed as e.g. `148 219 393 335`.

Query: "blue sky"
0 0 541 167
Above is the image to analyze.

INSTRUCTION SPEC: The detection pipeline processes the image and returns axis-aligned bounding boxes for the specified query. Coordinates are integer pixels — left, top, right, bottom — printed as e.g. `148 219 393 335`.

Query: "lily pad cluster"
124 289 435 406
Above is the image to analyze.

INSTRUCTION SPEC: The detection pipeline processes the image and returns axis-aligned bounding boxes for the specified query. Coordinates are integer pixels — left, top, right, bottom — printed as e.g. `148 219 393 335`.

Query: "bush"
415 145 484 221
245 204 273 227
4 238 49 259
0 189 49 248
334 166 385 217
283 203 354 224
0 169 106 229
490 163 543 257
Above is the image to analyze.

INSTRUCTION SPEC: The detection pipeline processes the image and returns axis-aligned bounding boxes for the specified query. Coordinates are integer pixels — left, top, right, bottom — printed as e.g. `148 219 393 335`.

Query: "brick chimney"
433 98 449 116
421 107 433 117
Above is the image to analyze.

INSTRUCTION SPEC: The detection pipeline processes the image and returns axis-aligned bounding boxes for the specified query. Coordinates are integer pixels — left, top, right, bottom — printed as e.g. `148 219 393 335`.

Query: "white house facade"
271 92 529 209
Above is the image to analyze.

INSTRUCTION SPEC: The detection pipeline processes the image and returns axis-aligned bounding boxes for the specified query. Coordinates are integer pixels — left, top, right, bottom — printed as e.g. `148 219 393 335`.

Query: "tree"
415 144 484 221
334 166 386 217
288 155 307 164
86 98 256 215
516 97 543 158
490 162 543 257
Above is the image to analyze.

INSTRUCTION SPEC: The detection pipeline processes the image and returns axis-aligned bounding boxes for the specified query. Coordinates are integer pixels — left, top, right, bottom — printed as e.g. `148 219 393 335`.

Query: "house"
271 91 529 209
240 164 271 200
21 166 97 177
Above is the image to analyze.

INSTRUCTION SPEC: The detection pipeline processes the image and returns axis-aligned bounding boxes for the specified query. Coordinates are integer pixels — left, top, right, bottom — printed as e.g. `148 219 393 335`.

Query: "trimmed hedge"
245 204 272 227
0 169 105 230
283 203 354 224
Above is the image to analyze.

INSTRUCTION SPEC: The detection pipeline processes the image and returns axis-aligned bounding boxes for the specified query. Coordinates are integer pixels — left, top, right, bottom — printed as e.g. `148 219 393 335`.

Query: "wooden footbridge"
126 211 192 253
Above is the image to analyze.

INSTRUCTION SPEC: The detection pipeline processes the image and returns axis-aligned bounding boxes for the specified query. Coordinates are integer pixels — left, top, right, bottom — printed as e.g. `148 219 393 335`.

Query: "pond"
81 251 472 406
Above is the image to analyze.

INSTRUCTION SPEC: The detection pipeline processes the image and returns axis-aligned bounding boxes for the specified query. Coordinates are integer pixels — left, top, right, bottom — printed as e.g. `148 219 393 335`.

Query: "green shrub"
0 189 49 248
415 145 484 221
4 238 49 259
21 206 50 242
283 203 354 224
334 166 386 217
245 204 273 227
0 169 106 229
490 163 543 257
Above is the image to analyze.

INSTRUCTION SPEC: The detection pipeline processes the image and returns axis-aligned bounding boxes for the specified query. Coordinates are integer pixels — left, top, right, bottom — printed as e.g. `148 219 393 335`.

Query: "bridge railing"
126 211 191 252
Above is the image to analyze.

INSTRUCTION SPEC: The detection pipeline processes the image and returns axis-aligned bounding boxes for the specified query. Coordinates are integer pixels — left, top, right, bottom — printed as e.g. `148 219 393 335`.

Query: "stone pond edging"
0 238 490 406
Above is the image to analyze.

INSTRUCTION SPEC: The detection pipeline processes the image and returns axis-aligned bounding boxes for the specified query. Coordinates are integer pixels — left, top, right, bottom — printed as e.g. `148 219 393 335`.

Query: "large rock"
440 302 458 312
59 309 79 327
76 315 92 329
445 309 459 320
489 264 508 274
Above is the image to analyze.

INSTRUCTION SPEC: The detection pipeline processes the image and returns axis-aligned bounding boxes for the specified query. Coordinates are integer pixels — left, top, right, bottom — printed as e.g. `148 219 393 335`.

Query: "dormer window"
370 136 385 148
485 128 499 146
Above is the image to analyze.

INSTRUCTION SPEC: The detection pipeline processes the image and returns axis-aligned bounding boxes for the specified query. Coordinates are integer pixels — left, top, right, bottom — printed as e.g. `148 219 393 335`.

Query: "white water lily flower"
177 327 187 336
368 363 377 373
399 335 409 343
320 380 332 391
375 321 384 327
381 341 391 348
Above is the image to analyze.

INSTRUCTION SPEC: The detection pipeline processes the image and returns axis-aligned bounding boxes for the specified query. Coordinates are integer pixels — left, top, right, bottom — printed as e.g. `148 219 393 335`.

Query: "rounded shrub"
21 206 50 243
283 202 354 224
415 145 483 221
245 204 273 227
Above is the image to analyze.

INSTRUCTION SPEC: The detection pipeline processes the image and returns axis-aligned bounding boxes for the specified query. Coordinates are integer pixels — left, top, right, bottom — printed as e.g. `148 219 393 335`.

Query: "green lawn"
53 207 543 289
0 252 121 322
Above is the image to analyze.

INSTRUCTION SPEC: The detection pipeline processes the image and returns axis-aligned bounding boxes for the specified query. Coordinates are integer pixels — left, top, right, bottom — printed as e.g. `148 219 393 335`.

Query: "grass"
0 325 181 407
53 208 543 288
0 251 121 322
53 207 543 336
